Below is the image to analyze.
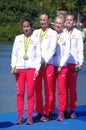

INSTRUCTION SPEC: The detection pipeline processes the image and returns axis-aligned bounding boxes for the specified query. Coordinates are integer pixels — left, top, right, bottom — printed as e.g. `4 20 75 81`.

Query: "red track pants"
54 66 68 112
35 64 55 113
15 69 36 117
67 63 78 111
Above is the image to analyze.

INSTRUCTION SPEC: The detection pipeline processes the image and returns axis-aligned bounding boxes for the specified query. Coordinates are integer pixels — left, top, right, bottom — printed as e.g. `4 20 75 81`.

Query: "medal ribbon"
24 35 31 55
40 28 48 43
64 28 73 35
57 31 63 42
57 33 61 42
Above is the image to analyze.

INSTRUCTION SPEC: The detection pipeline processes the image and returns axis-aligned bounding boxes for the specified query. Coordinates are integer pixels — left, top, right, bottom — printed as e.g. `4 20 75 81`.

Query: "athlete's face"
22 21 32 36
39 14 50 30
54 18 64 33
65 15 74 29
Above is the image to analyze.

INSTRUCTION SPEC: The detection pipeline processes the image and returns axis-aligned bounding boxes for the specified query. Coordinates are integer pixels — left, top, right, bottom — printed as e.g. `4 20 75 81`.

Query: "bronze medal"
23 55 28 60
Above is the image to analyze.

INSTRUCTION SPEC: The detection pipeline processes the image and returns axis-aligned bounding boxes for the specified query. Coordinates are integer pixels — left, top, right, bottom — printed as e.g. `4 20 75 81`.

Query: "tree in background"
0 0 86 41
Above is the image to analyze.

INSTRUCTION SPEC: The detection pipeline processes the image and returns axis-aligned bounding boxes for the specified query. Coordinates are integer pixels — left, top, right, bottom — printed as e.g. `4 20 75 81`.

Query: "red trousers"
35 64 55 113
67 63 78 111
15 69 36 117
54 66 68 112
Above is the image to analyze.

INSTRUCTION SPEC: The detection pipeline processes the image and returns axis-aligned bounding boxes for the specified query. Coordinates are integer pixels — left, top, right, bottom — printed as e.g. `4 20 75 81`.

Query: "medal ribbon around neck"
57 31 63 42
64 28 73 35
57 33 61 42
24 35 31 55
40 28 48 43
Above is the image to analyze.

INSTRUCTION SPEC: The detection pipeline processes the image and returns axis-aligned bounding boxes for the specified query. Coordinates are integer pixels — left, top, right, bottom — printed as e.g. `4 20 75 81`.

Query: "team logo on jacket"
45 35 49 39
60 38 64 42
19 40 22 42
36 34 38 37
30 40 34 44
72 35 76 39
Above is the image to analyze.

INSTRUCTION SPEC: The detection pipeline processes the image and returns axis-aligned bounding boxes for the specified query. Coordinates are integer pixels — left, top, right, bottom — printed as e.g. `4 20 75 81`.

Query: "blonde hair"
55 15 65 23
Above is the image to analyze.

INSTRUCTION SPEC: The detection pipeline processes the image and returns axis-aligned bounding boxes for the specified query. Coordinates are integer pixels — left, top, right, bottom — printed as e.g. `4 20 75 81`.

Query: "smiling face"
39 13 50 31
65 15 75 30
54 16 64 33
22 21 32 37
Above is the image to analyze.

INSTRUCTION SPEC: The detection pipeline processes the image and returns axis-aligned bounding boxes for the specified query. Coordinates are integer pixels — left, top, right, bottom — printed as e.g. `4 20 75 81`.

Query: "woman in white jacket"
11 19 41 125
33 12 57 122
64 14 84 118
53 15 71 121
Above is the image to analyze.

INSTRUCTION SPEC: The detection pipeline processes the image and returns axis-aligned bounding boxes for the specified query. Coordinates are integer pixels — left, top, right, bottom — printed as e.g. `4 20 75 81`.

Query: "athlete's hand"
34 70 39 78
57 66 62 73
75 64 82 70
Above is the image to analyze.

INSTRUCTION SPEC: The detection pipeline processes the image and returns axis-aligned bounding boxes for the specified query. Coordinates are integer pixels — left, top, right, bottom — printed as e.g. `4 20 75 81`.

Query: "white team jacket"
53 31 71 67
64 28 84 65
11 34 41 70
33 28 58 64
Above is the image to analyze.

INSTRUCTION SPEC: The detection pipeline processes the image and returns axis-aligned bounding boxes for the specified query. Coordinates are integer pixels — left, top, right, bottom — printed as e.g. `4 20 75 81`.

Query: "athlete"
33 12 57 122
11 19 41 125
